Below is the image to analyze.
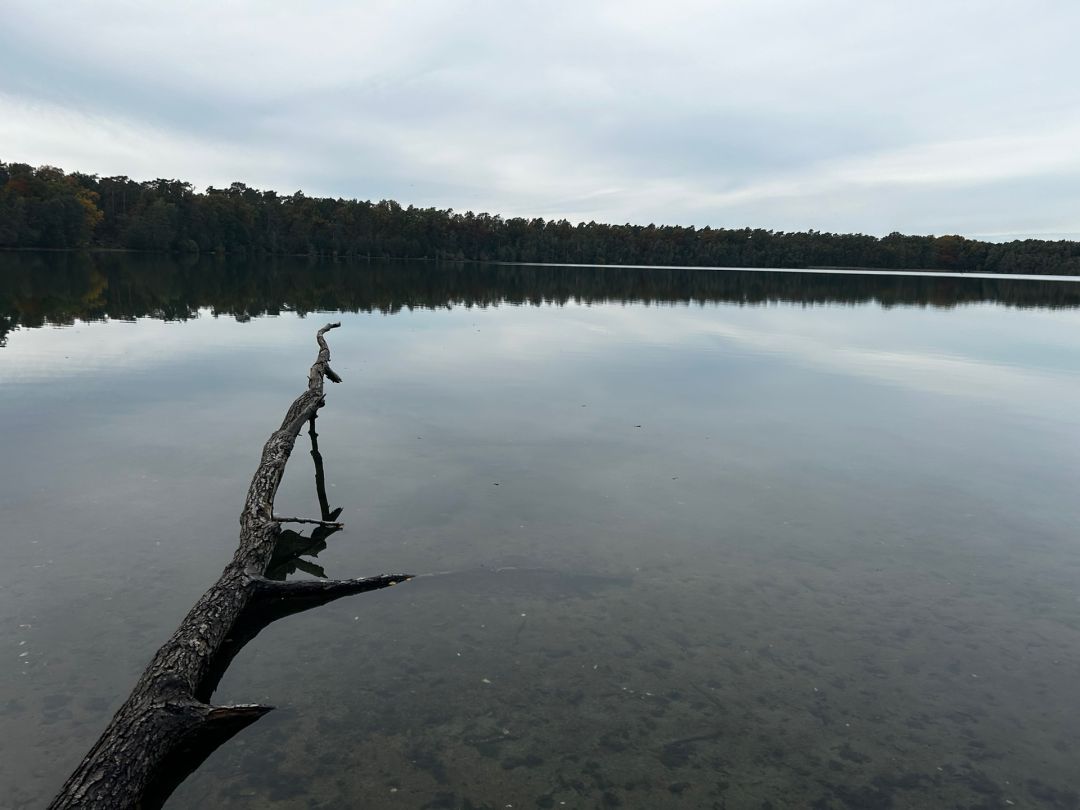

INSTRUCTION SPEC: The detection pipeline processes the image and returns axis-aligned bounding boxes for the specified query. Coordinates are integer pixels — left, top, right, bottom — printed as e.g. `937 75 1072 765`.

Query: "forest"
2 160 1080 275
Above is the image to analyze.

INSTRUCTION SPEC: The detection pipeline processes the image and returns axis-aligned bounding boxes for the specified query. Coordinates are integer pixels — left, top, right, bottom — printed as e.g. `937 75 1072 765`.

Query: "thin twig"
272 516 344 527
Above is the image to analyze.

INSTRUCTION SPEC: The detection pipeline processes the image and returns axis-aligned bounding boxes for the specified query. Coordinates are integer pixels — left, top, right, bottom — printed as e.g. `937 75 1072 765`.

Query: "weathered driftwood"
50 323 411 810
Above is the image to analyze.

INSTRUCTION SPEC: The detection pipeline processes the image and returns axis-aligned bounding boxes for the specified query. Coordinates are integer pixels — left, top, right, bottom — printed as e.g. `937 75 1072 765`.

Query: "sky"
2 0 1079 238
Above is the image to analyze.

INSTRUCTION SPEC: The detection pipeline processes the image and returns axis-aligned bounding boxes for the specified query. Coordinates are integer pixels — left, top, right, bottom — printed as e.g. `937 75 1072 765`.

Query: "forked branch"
49 323 411 810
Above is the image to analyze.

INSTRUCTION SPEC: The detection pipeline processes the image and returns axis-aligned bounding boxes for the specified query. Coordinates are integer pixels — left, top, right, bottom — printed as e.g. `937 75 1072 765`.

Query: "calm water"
2 253 1080 809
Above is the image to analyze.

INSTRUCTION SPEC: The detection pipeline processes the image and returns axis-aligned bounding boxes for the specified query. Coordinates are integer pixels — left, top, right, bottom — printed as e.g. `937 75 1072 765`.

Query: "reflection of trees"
3 251 1080 345
265 418 341 581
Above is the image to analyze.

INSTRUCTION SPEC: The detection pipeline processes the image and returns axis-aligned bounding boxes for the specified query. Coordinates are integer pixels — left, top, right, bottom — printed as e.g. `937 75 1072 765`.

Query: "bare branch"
253 573 412 601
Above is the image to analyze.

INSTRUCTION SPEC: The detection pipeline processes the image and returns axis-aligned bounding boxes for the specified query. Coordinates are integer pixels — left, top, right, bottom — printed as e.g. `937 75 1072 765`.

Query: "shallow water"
2 254 1079 809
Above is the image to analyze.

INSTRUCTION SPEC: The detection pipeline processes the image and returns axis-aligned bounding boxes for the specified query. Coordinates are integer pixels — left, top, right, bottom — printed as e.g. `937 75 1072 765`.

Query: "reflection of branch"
309 415 340 522
265 529 329 582
291 558 327 579
50 324 412 810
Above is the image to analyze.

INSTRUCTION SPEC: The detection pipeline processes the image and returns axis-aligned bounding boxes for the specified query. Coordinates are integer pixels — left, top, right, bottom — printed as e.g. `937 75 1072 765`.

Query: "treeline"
3 160 1080 275
4 252 1080 347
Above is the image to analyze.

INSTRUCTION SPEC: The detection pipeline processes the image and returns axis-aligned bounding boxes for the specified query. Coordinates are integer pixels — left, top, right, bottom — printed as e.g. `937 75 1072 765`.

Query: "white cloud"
0 95 294 190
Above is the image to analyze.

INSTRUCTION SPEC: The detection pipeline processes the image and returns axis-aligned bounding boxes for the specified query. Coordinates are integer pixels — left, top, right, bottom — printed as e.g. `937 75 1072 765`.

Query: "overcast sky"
2 1 1078 238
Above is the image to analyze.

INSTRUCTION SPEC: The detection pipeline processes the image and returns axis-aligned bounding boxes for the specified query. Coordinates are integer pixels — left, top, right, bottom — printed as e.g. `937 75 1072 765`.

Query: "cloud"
2 0 1078 236
0 94 297 192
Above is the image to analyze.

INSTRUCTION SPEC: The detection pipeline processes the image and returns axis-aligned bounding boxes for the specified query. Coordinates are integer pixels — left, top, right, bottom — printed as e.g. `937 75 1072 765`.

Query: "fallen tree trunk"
50 322 411 810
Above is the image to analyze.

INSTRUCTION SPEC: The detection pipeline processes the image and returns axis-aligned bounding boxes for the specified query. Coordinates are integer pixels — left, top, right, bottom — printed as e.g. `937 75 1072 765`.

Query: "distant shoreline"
4 247 1080 281
490 260 1080 282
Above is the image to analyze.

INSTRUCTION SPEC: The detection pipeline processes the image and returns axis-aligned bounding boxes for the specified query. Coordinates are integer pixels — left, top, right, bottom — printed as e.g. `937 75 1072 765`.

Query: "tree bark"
49 322 411 810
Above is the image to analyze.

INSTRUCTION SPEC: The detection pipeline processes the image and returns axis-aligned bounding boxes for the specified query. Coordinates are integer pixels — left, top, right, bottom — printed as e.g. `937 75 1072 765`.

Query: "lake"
2 252 1080 809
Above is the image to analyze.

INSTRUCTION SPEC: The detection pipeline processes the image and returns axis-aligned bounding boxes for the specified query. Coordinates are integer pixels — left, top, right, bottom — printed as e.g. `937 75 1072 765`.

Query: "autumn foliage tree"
0 163 103 248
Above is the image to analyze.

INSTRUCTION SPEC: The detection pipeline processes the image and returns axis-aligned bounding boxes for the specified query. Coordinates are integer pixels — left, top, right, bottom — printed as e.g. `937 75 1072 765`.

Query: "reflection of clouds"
5 303 1080 424
350 300 1080 422
0 312 308 383
707 321 1058 401
595 305 1080 414
382 308 614 380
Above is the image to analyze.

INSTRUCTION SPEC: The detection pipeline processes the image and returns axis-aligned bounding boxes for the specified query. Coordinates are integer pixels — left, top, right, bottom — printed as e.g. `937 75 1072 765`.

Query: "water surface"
2 253 1079 809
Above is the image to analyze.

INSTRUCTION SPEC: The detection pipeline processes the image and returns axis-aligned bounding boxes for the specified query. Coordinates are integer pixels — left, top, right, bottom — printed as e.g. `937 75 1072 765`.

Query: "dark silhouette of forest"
3 161 1080 275
3 251 1079 348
